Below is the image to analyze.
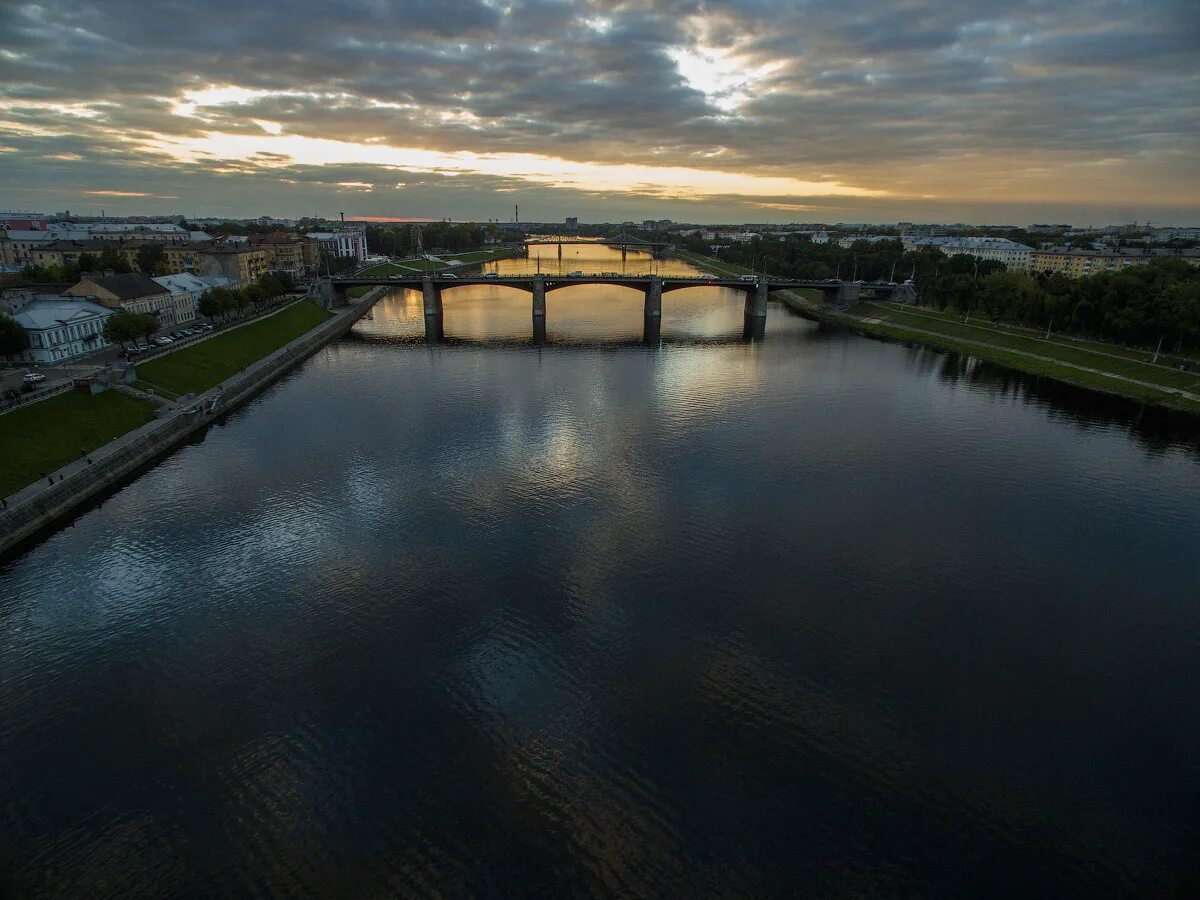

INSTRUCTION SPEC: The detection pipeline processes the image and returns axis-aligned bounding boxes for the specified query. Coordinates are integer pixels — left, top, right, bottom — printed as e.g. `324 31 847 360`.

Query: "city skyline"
1 0 1198 224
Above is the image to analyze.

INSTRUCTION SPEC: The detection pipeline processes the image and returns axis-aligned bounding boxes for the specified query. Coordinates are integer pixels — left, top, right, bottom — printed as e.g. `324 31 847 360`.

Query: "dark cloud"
0 0 1196 222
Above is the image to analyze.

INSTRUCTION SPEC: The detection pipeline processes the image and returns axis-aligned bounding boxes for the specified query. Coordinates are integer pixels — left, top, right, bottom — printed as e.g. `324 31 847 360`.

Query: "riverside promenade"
0 287 385 556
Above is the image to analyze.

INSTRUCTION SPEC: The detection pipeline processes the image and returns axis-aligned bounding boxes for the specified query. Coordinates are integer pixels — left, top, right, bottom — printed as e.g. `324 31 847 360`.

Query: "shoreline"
670 249 1200 414
0 287 385 557
772 288 1200 414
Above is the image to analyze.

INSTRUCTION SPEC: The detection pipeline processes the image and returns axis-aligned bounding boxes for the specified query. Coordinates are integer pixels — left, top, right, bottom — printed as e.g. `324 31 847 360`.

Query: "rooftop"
77 272 169 299
13 298 112 329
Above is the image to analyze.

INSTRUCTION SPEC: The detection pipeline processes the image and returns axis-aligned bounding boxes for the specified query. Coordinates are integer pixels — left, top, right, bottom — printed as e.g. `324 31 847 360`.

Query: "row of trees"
198 271 297 322
686 233 1200 353
0 313 29 357
13 244 176 285
364 222 490 258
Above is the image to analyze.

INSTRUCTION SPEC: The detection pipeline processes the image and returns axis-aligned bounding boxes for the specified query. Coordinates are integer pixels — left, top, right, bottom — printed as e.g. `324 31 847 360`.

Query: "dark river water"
3 245 1200 897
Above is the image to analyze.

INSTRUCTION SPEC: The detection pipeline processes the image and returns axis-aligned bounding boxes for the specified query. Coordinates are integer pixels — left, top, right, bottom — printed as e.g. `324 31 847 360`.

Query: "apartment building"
197 246 271 286
903 236 1033 272
1028 249 1150 278
305 229 367 261
249 232 309 277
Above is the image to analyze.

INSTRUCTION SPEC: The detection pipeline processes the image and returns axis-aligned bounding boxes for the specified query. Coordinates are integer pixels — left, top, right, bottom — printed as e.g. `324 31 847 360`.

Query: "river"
2 243 1199 897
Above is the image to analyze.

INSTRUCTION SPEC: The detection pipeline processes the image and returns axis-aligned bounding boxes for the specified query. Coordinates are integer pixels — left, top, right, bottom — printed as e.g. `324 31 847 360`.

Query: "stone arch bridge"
321 273 915 342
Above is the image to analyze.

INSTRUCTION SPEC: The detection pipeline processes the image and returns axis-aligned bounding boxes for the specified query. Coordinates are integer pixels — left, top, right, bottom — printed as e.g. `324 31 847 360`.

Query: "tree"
103 310 144 347
97 247 132 274
256 273 283 298
77 252 98 273
243 285 268 310
0 313 29 357
271 270 297 293
19 265 55 283
136 243 166 275
136 312 160 345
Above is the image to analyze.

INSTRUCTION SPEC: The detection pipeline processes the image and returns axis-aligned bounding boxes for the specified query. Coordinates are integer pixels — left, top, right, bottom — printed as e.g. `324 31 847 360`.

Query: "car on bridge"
739 274 757 281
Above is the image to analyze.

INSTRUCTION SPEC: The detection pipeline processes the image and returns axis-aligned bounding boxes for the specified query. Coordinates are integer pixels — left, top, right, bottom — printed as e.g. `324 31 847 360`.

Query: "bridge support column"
532 276 546 344
744 278 769 318
422 277 443 342
833 282 861 308
644 276 662 346
742 277 769 342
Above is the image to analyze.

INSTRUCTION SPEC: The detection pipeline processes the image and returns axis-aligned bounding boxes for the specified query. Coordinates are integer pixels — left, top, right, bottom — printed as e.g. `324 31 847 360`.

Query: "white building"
306 229 367 261
197 274 239 291
9 298 113 364
837 235 897 248
904 236 1033 272
152 272 211 324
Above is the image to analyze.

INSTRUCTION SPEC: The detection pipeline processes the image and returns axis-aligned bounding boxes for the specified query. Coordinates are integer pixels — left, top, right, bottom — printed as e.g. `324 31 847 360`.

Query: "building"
152 272 211 325
28 240 140 272
249 232 308 277
837 235 898 248
8 297 113 363
0 215 48 231
903 236 1034 272
564 217 578 232
64 273 173 323
163 244 202 273
305 229 367 262
197 246 271 286
1028 249 1150 278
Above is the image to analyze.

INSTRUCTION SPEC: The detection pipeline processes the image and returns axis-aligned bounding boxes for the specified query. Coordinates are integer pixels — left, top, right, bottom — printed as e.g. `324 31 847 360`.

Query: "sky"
0 0 1197 225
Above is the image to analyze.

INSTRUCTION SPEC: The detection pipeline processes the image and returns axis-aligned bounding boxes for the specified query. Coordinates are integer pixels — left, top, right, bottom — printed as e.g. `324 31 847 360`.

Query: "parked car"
22 372 46 384
153 337 173 346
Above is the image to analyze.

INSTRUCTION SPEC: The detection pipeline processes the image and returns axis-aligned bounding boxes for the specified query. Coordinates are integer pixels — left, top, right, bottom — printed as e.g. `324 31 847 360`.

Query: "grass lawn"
398 258 446 272
674 250 756 277
137 301 333 396
899 303 1200 368
0 390 157 497
862 302 1200 394
443 249 509 263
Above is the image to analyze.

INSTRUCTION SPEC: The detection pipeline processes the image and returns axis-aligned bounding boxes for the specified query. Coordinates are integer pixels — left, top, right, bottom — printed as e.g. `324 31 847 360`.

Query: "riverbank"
0 287 385 555
136 301 332 396
775 289 1200 413
669 249 1200 413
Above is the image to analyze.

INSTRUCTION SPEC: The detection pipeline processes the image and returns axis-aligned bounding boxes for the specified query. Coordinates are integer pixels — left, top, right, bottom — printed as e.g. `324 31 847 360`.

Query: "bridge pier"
644 276 662 346
532 276 546 343
422 276 443 342
741 278 769 342
834 282 861 308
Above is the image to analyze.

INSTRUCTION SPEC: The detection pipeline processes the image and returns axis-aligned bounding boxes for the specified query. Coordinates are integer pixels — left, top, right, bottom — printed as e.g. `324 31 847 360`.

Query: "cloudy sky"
1 0 1197 224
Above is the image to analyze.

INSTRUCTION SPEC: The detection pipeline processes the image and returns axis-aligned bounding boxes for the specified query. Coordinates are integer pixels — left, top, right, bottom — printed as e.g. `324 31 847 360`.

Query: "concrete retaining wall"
0 288 385 557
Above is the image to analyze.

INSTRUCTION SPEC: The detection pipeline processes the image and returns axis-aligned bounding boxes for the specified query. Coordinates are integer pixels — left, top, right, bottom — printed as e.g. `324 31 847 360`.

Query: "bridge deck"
332 274 895 290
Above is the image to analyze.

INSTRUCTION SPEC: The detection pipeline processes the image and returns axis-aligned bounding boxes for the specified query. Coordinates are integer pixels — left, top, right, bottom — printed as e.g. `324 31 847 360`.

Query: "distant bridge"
322 273 914 342
523 232 673 257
